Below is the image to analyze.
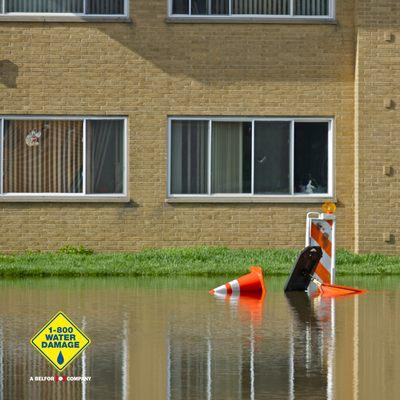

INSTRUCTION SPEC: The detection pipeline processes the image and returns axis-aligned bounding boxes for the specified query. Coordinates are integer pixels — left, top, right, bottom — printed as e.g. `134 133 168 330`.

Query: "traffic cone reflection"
213 291 266 327
209 266 266 296
237 292 266 326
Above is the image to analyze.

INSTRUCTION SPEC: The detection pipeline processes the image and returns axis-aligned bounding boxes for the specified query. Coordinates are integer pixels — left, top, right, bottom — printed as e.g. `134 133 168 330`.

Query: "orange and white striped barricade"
305 212 336 285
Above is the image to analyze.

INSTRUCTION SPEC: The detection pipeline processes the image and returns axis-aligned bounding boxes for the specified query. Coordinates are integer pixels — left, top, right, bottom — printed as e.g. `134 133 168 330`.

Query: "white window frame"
0 0 129 19
167 116 334 203
0 116 129 202
168 0 335 21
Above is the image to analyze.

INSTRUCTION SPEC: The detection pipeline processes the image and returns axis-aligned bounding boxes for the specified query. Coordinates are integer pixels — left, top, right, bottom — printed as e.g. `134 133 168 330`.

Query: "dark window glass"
173 0 189 14
171 121 209 195
294 0 329 16
86 120 124 194
192 0 208 14
294 122 328 194
254 121 290 194
86 0 125 14
181 0 230 15
211 0 229 14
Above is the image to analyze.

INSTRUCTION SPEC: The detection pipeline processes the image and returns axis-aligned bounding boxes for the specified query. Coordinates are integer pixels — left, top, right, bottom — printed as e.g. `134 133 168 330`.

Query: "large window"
0 0 127 15
170 0 334 18
169 118 332 199
0 117 127 198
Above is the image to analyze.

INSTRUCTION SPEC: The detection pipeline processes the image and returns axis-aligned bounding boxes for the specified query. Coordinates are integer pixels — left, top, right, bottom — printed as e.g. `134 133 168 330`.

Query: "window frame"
0 115 129 202
0 0 129 19
167 116 334 203
168 0 335 22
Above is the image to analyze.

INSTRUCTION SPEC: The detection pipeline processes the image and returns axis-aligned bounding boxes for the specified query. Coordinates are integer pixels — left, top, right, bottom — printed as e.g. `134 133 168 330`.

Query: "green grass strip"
0 246 400 278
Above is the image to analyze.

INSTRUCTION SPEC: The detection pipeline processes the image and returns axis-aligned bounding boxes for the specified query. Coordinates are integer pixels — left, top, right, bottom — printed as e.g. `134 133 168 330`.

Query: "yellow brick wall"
0 0 356 252
355 0 400 254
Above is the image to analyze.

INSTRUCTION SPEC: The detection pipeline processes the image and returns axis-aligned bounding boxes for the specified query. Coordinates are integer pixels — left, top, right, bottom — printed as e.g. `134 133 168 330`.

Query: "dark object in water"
284 246 323 292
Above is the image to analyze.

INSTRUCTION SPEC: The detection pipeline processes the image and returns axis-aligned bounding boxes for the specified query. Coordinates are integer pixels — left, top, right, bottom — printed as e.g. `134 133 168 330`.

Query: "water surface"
0 276 399 400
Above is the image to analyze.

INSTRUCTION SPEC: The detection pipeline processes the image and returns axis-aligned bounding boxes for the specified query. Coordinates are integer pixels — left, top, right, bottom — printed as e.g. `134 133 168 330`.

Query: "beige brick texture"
355 0 400 254
0 0 357 253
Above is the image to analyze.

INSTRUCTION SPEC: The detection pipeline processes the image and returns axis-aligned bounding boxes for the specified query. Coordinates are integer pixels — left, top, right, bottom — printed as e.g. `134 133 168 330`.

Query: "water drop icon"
57 351 64 365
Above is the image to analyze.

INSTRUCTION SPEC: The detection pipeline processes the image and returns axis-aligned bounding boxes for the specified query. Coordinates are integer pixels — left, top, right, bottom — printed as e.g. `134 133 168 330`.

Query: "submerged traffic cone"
209 266 266 295
318 283 366 298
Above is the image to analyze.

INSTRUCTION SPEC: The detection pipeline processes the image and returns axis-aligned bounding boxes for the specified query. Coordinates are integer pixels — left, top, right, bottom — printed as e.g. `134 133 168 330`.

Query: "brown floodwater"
0 276 399 400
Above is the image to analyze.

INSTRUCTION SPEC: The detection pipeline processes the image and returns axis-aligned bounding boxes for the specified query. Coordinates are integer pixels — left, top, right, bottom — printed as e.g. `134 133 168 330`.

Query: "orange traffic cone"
209 266 266 295
318 283 366 298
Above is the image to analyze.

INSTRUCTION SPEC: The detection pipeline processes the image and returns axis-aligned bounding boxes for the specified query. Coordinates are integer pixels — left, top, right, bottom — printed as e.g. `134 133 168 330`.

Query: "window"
169 117 333 199
170 0 334 18
1 0 127 15
0 117 127 198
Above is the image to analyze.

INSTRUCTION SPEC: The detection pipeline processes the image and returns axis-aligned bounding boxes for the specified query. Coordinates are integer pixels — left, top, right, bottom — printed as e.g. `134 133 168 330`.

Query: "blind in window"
3 120 83 193
4 0 126 14
172 0 330 16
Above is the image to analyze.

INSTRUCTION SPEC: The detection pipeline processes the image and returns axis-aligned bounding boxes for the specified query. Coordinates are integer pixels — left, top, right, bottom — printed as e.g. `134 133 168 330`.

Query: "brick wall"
355 0 400 253
0 0 356 252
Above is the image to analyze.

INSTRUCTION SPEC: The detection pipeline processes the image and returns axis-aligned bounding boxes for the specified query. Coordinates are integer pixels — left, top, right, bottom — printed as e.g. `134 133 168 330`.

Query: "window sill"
166 196 335 204
165 16 336 24
0 195 131 203
0 15 132 23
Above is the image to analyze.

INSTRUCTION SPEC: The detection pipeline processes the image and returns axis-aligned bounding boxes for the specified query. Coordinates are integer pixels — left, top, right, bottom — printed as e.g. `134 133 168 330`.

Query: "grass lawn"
0 246 400 278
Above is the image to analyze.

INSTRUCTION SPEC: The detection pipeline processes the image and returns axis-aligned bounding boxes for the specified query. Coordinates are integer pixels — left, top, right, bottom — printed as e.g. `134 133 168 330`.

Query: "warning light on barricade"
321 201 336 214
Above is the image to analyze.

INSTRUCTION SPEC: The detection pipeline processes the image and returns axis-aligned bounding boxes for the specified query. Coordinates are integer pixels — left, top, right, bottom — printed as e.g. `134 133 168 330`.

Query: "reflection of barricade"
286 292 334 400
306 212 336 285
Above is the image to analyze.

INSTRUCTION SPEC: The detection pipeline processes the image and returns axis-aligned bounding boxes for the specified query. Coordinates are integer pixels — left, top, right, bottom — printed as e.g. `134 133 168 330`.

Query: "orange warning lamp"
321 201 336 214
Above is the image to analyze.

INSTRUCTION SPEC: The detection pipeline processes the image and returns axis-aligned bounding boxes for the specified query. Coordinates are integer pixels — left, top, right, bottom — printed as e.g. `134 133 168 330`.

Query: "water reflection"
0 277 399 400
167 291 338 400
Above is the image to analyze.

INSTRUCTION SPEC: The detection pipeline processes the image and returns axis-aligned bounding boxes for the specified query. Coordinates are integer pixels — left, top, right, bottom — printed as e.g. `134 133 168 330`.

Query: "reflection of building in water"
0 325 3 400
167 293 333 400
287 293 334 400
0 321 83 399
0 316 129 400
1 283 399 400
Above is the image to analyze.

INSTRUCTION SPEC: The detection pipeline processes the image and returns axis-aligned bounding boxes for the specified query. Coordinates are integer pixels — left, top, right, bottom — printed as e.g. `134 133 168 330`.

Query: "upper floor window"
168 117 333 201
170 0 334 19
1 0 127 15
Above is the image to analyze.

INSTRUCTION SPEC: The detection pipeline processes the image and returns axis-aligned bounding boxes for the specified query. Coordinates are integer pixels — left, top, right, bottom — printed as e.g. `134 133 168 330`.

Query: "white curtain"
171 121 208 194
211 122 243 193
3 120 83 193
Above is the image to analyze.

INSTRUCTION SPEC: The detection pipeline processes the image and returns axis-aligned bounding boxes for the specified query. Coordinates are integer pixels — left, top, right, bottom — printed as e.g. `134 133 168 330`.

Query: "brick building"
0 1 395 253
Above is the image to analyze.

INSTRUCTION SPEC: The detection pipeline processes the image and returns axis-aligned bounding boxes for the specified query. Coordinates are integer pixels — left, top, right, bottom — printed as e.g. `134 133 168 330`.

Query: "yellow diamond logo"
30 311 91 372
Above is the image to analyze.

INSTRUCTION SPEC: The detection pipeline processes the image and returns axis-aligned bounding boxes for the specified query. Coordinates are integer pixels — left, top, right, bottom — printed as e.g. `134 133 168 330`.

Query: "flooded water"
0 276 399 400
